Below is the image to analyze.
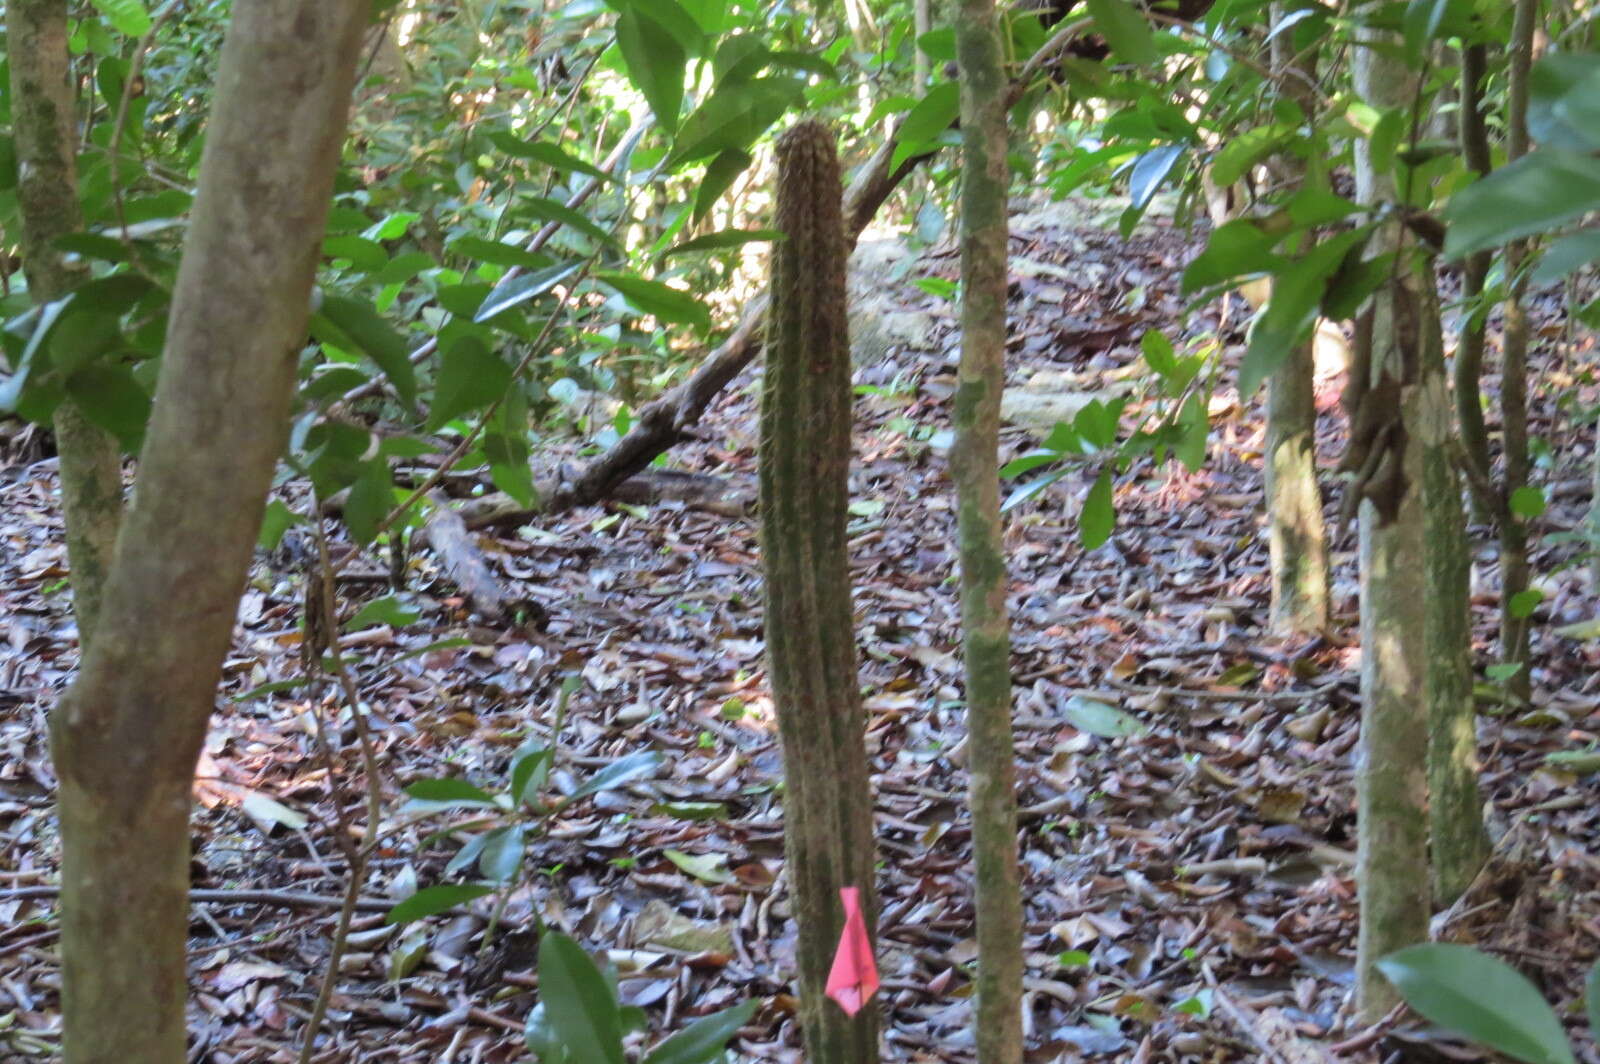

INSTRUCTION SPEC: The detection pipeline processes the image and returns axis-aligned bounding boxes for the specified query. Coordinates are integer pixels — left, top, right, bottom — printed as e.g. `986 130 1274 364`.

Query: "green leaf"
916 27 957 62
1445 150 1600 260
661 228 782 259
489 132 613 182
476 262 581 322
479 823 526 883
523 196 619 249
1175 393 1208 471
649 801 728 821
405 777 500 806
670 77 803 166
323 235 390 272
1080 470 1115 549
1073 399 1118 450
563 750 663 804
538 932 626 1064
891 82 960 169
1211 124 1293 188
1509 589 1543 620
1128 145 1184 209
1533 230 1600 285
1084 0 1158 65
1509 485 1546 519
90 0 152 36
1584 958 1600 1040
512 742 555 806
66 363 148 451
385 883 496 925
429 336 512 431
485 429 536 507
692 150 754 224
663 849 735 884
1554 618 1600 640
314 297 417 409
1140 330 1176 377
1402 0 1450 65
712 33 769 84
258 499 301 551
449 235 553 271
345 593 421 631
1181 219 1280 293
643 1000 758 1064
616 9 686 134
1241 227 1370 396
1062 695 1145 738
595 273 711 332
1377 944 1576 1064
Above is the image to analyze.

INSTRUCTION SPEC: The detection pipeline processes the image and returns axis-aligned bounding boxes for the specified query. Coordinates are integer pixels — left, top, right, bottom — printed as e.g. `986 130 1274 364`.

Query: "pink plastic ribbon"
825 885 880 1016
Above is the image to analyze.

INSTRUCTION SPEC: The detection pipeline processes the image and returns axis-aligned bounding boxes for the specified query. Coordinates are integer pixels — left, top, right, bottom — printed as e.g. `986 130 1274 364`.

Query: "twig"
0 885 396 911
1328 1001 1407 1056
1111 680 1319 705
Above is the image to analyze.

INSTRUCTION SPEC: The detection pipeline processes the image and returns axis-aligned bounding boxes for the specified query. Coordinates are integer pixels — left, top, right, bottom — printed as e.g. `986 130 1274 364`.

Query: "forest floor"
4 196 1600 1063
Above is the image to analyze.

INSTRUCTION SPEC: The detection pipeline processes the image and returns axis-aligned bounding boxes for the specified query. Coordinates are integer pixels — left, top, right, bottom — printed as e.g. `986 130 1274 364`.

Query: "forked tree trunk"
758 120 880 1064
1351 31 1430 1024
51 5 370 1061
9 0 124 644
953 0 1024 1056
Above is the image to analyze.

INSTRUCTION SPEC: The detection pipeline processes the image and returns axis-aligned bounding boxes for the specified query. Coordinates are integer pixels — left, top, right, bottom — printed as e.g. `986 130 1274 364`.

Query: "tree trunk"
51 5 370 1061
758 120 880 1064
1454 42 1492 509
953 0 1024 1057
1262 6 1328 635
1499 0 1538 706
1352 30 1430 1024
8 0 124 645
1418 287 1485 906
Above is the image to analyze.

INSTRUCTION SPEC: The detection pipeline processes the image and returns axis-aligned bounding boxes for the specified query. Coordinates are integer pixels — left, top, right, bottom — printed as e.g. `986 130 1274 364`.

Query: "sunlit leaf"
1080 470 1115 549
385 883 496 925
1084 0 1158 65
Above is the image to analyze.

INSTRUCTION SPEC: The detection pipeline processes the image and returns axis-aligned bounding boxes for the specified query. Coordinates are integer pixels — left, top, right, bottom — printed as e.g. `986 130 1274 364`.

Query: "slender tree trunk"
914 0 933 90
758 120 880 1064
1352 30 1430 1024
953 0 1024 1058
9 0 124 645
1263 7 1328 635
1418 284 1485 906
51 5 370 1062
1500 0 1538 705
1454 42 1492 508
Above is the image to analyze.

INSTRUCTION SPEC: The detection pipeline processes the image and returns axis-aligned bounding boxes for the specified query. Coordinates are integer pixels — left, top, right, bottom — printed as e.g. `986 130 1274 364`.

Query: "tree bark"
758 120 880 1064
1263 6 1328 635
1454 42 1492 508
1499 0 1538 705
1352 29 1430 1024
51 5 370 1062
953 0 1024 1058
1418 286 1485 906
8 0 124 645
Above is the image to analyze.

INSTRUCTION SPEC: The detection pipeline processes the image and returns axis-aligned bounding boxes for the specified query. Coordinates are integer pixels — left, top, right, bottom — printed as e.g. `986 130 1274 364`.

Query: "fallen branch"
421 491 507 620
0 884 397 912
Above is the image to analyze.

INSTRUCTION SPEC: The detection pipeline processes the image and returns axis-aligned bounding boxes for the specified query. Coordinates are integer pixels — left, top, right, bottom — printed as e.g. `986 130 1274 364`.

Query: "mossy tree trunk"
1351 30 1430 1024
758 119 880 1064
9 0 124 645
953 0 1024 1057
1418 283 1486 906
1499 0 1538 706
51 5 370 1061
1263 5 1329 635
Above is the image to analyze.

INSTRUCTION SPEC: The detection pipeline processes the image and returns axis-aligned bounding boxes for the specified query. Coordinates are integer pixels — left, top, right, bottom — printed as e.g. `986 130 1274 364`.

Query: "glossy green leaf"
323 235 389 272
643 1000 759 1064
1402 0 1450 64
1085 0 1158 65
1080 470 1115 549
1509 485 1546 519
563 749 663 804
476 262 581 322
1532 230 1600 285
1129 145 1184 208
450 235 552 271
258 499 301 552
595 273 711 332
429 337 512 430
1377 944 1576 1064
712 33 769 84
1176 393 1208 471
1141 329 1176 377
524 196 619 248
1211 124 1293 188
538 932 625 1064
1445 150 1600 260
1509 589 1543 620
670 77 803 166
385 883 496 926
344 460 393 541
512 742 555 806
916 27 957 62
692 149 753 224
1181 219 1279 293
